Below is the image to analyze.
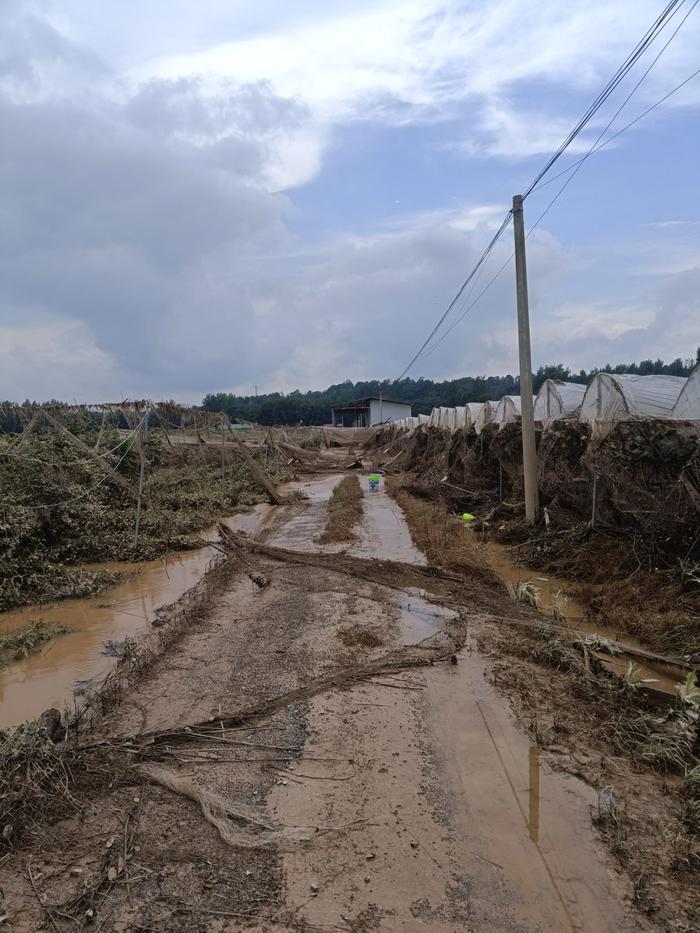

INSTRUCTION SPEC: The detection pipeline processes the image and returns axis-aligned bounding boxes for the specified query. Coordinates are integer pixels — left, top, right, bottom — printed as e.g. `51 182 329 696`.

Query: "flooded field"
0 505 275 728
469 531 687 697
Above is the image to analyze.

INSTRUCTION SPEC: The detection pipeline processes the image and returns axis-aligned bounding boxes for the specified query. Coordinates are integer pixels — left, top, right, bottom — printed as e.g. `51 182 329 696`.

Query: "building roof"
330 397 411 411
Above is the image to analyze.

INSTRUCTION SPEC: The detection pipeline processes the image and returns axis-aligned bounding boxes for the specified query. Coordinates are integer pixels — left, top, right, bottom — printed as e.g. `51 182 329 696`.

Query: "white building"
329 397 412 427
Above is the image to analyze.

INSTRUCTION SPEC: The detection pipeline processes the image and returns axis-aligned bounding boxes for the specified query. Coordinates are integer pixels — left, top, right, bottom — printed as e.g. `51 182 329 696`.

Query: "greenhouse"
440 407 457 431
580 373 688 438
474 401 499 434
534 380 587 424
494 395 526 428
671 364 700 421
466 402 483 431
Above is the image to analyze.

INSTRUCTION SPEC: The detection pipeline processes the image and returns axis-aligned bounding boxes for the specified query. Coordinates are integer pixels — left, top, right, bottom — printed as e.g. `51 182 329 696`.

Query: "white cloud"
0 320 119 403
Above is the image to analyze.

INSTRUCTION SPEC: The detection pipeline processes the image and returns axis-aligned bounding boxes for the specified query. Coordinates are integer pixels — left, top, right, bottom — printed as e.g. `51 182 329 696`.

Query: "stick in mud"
228 433 283 505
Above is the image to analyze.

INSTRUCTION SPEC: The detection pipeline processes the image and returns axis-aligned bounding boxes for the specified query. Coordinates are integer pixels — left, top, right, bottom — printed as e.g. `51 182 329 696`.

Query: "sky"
0 0 698 403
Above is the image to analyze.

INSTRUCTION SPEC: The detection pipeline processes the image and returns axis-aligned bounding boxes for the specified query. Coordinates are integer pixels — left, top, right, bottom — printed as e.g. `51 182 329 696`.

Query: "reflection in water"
529 746 540 843
0 506 274 728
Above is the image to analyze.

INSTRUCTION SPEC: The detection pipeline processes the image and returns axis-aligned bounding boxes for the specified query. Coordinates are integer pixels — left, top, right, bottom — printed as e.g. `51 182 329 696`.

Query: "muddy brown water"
471 531 686 696
0 506 275 729
269 473 632 931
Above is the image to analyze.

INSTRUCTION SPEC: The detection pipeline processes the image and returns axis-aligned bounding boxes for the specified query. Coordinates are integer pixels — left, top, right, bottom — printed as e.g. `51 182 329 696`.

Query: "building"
329 397 412 428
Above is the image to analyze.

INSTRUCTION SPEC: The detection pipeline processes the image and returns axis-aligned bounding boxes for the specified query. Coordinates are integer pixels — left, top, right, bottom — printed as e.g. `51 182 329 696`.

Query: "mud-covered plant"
515 579 540 608
622 661 658 691
551 589 568 622
678 558 700 588
531 624 581 672
0 721 82 852
0 621 71 667
592 786 629 861
604 712 694 772
676 672 700 709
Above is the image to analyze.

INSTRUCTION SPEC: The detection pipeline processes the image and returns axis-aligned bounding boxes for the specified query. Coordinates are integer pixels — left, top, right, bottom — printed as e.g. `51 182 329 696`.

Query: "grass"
319 475 363 544
385 476 490 578
0 620 71 667
603 711 694 773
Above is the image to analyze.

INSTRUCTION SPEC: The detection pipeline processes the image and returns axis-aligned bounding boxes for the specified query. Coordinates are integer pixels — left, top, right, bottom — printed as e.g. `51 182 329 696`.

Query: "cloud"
0 1 698 404
135 0 700 158
0 320 119 402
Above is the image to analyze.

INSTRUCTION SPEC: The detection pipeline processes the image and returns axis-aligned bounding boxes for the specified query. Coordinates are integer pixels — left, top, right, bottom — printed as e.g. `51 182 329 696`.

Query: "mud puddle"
351 482 426 564
271 474 631 931
0 504 275 728
397 587 456 643
270 474 343 551
474 533 685 696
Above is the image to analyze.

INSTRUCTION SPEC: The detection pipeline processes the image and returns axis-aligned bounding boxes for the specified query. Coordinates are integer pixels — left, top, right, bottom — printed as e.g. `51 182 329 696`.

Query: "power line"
525 0 699 235
531 63 700 194
425 53 700 360
522 0 685 198
394 0 696 379
395 210 512 380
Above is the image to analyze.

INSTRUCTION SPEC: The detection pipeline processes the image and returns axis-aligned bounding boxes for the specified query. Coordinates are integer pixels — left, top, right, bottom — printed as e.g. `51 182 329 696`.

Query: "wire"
523 0 685 197
531 64 700 193
395 211 512 381
526 0 699 235
395 0 697 377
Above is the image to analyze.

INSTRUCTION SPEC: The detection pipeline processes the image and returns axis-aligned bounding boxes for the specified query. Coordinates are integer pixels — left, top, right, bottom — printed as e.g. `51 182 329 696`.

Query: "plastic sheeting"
466 402 483 430
580 374 687 438
672 364 700 421
440 407 457 431
494 395 529 428
453 406 468 430
534 380 586 423
475 401 499 434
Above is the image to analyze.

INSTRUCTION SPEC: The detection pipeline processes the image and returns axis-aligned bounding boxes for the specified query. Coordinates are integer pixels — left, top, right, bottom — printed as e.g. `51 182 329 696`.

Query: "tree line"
202 353 699 426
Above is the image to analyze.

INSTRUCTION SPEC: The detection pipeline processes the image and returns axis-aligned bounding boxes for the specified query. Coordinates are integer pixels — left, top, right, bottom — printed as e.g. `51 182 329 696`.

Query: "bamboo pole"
133 409 150 546
40 409 139 500
229 433 282 505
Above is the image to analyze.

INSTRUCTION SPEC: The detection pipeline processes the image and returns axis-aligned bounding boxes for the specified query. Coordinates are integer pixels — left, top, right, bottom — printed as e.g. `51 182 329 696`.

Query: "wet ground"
472 533 687 696
0 471 678 929
265 475 633 932
0 505 274 727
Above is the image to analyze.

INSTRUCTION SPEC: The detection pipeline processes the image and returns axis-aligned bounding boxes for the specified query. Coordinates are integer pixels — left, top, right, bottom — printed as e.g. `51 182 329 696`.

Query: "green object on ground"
369 475 380 482
462 513 475 522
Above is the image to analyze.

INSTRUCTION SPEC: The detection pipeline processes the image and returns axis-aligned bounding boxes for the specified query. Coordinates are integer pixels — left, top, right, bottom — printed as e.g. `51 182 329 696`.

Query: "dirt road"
2 473 642 931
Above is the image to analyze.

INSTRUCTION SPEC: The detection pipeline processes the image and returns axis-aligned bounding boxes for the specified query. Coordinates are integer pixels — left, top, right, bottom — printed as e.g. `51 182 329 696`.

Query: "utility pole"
512 195 539 525
133 407 150 547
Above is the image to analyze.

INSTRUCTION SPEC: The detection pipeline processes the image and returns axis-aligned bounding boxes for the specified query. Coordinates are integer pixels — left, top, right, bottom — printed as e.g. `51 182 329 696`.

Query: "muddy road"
0 472 676 930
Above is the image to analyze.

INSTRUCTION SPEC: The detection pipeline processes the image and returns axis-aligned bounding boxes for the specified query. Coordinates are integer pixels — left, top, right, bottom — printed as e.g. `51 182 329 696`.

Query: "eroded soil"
1 472 689 931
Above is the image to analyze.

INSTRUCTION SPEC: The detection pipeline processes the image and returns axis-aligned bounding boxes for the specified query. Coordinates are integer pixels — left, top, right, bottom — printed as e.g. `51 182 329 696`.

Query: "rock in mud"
37 707 65 743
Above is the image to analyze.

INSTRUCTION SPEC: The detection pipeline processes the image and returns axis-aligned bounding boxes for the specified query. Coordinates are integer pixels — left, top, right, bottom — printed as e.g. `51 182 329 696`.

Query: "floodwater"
272 471 632 931
0 505 275 728
472 531 686 696
396 586 456 643
350 482 426 564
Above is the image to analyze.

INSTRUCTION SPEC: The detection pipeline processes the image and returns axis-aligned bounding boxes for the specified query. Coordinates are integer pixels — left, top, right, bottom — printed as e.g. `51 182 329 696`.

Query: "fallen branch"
217 523 472 591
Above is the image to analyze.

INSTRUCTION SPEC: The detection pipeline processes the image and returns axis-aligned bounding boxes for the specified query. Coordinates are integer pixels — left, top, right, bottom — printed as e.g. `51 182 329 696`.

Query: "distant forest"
203 353 699 426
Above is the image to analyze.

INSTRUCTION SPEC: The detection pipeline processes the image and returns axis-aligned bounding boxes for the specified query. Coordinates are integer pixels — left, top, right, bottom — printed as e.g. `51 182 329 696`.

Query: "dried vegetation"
318 474 363 543
0 418 294 611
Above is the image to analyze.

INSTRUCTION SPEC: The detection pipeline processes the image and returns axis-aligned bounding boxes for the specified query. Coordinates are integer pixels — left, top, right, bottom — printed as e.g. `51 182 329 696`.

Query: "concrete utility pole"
512 195 539 525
